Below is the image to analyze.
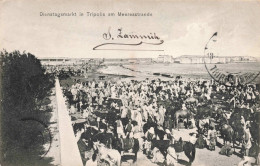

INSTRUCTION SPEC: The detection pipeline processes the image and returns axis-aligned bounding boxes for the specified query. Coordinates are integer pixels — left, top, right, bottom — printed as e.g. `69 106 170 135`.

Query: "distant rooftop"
176 55 257 59
178 55 204 58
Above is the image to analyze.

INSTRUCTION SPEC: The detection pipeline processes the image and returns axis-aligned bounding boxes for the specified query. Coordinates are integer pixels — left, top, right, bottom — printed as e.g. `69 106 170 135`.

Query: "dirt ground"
173 129 242 166
121 128 242 166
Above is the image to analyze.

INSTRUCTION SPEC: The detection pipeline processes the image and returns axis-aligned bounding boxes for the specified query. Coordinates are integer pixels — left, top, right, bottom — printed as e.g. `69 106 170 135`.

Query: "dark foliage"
0 50 55 166
57 70 70 80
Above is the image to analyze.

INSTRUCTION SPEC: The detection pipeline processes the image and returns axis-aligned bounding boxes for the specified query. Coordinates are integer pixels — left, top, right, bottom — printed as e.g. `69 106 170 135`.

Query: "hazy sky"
1 0 260 59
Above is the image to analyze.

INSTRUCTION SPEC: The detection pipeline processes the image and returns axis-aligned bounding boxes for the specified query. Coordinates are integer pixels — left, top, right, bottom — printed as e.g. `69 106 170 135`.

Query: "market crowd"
62 77 260 166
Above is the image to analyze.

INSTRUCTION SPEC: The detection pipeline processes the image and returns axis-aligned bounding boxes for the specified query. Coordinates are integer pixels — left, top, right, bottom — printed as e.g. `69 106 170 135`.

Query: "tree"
0 50 54 166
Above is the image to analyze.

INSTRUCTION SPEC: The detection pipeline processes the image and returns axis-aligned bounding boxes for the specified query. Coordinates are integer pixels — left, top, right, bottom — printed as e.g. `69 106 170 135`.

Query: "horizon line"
37 55 260 59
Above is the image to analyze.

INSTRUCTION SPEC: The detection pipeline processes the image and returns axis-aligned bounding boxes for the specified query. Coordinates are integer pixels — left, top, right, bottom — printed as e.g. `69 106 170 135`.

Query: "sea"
98 62 260 83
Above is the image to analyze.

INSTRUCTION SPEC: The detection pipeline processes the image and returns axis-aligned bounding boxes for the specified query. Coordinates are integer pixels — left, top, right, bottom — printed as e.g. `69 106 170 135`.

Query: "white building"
157 55 173 63
173 55 255 64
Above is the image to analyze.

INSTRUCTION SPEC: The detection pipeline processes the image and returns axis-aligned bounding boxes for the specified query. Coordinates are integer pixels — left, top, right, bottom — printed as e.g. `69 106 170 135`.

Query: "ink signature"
93 27 164 51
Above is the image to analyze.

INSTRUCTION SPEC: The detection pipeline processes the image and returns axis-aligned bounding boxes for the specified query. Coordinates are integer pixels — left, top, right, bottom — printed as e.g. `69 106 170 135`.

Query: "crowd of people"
62 76 259 166
43 62 101 80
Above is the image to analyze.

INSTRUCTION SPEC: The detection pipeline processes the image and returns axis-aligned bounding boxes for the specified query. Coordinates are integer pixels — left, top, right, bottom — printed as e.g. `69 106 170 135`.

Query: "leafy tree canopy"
1 50 55 166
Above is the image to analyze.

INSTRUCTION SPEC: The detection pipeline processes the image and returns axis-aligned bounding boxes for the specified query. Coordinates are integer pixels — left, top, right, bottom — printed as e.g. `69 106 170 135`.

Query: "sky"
1 0 260 59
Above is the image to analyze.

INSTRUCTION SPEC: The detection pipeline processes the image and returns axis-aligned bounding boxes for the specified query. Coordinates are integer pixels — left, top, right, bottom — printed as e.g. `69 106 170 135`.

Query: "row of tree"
0 50 55 166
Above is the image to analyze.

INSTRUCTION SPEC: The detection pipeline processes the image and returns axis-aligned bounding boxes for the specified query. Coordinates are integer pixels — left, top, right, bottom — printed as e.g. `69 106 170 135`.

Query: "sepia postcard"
0 0 260 166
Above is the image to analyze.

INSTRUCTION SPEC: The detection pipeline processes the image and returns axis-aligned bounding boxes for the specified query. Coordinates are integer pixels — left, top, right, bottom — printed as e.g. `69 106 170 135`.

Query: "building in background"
39 56 258 66
156 55 174 63
39 57 102 66
39 57 152 66
172 55 257 64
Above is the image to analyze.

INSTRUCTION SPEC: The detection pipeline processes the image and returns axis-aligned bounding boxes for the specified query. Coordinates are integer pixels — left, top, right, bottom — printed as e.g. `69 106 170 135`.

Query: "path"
44 88 60 165
56 79 83 166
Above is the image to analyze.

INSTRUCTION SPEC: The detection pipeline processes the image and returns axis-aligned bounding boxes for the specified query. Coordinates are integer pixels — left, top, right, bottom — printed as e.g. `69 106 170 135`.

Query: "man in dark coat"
125 120 133 134
183 133 197 165
164 115 174 132
77 138 88 165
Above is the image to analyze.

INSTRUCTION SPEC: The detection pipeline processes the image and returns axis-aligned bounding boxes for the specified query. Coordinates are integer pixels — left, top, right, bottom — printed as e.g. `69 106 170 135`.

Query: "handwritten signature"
93 27 164 51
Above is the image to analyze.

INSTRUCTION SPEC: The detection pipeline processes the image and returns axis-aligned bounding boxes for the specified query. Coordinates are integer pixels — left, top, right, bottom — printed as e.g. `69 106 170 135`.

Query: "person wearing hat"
156 125 166 140
76 128 88 166
164 115 174 132
129 131 140 162
145 127 156 142
189 132 198 144
116 118 125 138
133 121 144 150
125 119 133 134
243 122 252 156
183 132 197 165
133 109 143 131
207 126 217 151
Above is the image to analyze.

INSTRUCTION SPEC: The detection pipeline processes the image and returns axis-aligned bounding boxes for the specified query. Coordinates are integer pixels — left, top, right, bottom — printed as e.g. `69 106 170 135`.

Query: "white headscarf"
149 127 155 134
